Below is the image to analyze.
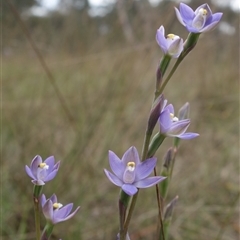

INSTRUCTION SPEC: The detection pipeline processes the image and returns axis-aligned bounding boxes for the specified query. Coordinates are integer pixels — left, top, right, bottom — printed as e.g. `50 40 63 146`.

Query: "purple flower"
159 101 199 139
156 25 184 58
175 3 223 33
41 194 80 224
104 146 166 196
25 155 60 185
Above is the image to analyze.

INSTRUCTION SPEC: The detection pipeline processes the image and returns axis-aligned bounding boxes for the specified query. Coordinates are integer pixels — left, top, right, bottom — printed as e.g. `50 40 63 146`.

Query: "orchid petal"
122 184 138 196
177 132 199 139
135 157 157 181
44 156 55 171
54 203 73 219
54 206 80 224
122 146 140 166
25 165 36 179
104 169 123 187
167 119 190 136
179 3 195 24
31 155 42 177
42 200 53 222
135 176 166 188
108 150 124 179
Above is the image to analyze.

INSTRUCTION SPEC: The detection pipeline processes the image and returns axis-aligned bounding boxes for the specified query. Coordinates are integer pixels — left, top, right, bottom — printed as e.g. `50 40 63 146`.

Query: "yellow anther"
39 163 48 169
53 203 63 209
199 8 207 16
167 34 175 40
170 113 179 122
127 162 135 168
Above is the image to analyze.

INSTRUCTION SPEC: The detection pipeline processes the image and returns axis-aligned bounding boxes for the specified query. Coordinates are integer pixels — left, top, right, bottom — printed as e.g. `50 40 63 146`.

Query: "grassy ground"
2 27 239 239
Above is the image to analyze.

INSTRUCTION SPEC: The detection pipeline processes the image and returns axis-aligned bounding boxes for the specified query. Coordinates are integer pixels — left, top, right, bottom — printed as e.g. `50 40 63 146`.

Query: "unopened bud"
148 94 164 133
164 195 179 220
178 102 190 120
163 147 173 170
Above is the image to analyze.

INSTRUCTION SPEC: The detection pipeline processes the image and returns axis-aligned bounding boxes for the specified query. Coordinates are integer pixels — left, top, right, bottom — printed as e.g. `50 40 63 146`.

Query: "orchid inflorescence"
25 2 222 240
25 155 80 240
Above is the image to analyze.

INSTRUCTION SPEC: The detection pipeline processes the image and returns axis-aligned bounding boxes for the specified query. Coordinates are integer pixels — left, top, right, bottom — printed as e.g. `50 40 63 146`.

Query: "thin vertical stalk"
33 185 43 240
41 223 54 240
33 196 41 240
154 167 165 240
158 33 200 96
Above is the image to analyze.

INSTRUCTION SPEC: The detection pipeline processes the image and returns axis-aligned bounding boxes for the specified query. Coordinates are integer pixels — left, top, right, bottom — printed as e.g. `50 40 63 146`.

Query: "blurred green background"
2 0 239 239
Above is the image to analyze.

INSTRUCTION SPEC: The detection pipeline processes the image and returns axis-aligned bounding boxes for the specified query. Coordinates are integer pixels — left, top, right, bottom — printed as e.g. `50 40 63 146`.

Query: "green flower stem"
181 33 201 59
119 128 153 240
33 185 43 240
41 223 54 240
147 133 166 158
158 33 200 96
120 32 200 240
154 167 165 240
142 129 154 161
119 191 131 238
159 169 170 200
155 55 171 100
121 133 166 239
160 196 179 240
170 146 178 179
160 216 170 240
122 191 139 238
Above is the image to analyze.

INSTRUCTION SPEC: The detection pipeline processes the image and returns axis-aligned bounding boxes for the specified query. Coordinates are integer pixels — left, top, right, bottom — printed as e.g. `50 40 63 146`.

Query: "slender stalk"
155 55 171 100
154 167 165 240
118 31 198 238
122 133 166 239
122 191 139 238
33 197 41 240
41 223 54 240
169 147 178 179
33 185 43 240
119 191 131 239
158 33 200 96
120 128 152 239
158 58 182 96
141 129 153 161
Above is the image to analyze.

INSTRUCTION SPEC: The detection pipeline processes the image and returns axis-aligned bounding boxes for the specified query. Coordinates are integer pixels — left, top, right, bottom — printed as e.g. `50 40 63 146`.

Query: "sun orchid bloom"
159 101 199 139
104 146 166 196
156 25 183 58
25 155 60 185
41 194 80 224
175 3 223 33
